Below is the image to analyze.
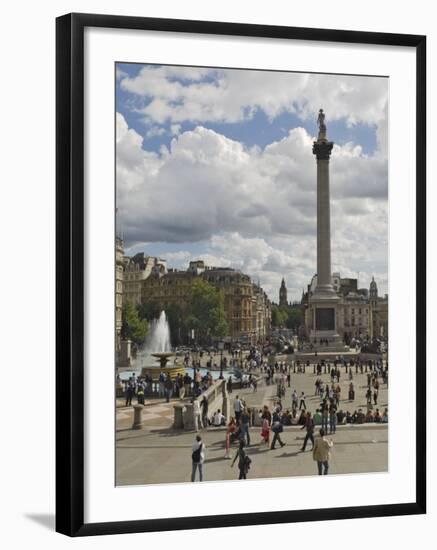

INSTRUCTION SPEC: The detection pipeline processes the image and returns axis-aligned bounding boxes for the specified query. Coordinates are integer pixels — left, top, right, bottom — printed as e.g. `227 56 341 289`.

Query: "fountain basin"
141 351 185 379
140 364 187 379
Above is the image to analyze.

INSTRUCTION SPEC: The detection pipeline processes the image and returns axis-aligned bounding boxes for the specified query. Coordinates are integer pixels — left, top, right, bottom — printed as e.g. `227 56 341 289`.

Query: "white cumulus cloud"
116 112 388 300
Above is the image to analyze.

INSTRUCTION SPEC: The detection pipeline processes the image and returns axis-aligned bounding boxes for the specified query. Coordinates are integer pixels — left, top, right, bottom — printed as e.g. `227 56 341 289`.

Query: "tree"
285 306 302 330
165 303 185 346
271 303 302 330
122 302 148 346
271 304 288 328
186 279 228 344
137 300 161 322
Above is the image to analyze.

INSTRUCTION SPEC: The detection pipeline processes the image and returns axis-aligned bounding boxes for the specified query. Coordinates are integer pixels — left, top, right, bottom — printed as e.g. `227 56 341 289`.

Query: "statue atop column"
317 108 327 141
313 108 333 160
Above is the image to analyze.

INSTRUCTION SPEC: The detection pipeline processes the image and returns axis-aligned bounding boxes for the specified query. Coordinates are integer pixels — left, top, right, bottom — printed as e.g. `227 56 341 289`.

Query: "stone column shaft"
317 158 332 288
312 138 334 296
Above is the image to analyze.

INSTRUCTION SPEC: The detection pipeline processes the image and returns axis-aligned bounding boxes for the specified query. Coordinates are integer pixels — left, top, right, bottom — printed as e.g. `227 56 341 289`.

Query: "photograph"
114 63 389 486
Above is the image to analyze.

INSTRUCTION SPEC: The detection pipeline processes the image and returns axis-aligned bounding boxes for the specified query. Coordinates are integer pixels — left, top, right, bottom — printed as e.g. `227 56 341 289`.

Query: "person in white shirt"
192 398 202 431
191 435 205 481
212 409 225 427
233 395 243 423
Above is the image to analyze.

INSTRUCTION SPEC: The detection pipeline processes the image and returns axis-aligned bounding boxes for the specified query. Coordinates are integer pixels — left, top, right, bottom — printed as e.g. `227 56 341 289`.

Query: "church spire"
279 277 288 307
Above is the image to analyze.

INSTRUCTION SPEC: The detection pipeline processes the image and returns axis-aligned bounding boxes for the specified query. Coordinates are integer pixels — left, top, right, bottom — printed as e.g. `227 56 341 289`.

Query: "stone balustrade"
173 378 229 430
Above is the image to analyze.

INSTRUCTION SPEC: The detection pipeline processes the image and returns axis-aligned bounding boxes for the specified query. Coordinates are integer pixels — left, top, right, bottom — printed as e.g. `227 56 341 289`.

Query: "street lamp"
218 341 225 379
193 344 198 384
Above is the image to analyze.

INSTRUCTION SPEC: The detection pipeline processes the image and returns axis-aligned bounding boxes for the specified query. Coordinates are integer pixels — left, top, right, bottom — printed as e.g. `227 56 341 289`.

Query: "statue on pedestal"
317 108 327 141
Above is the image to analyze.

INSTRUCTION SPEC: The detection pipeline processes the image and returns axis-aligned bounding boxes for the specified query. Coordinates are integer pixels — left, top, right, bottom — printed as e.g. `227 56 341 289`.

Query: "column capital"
313 140 334 161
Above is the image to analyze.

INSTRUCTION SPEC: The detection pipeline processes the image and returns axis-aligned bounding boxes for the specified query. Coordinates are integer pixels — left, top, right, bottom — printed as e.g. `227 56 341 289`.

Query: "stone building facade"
252 284 272 342
140 261 271 343
123 253 167 305
302 273 388 342
115 236 124 352
369 277 389 339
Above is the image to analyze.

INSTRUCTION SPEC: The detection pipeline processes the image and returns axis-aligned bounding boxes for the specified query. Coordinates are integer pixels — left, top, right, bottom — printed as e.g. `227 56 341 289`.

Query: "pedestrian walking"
270 410 285 449
291 389 298 411
176 374 185 400
321 401 329 433
191 435 205 482
299 392 307 410
233 395 243 424
158 371 165 398
164 374 173 403
300 411 315 451
201 395 209 428
231 440 251 479
240 408 251 446
312 429 333 475
224 417 237 459
366 387 372 406
125 383 134 407
193 398 202 431
329 403 337 434
260 416 270 447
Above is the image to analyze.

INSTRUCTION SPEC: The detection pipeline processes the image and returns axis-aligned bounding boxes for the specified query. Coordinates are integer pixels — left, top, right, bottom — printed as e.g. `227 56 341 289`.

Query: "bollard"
173 403 186 429
183 402 194 431
132 404 144 430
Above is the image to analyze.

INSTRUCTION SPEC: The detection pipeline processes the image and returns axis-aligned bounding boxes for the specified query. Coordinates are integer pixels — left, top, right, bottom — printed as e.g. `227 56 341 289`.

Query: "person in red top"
224 417 237 459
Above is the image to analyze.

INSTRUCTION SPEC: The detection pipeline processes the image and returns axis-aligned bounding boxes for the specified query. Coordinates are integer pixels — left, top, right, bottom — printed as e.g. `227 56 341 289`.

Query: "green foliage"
285 306 302 329
271 304 288 327
165 303 185 346
186 279 228 343
137 301 161 321
121 302 148 346
271 303 302 329
137 280 228 345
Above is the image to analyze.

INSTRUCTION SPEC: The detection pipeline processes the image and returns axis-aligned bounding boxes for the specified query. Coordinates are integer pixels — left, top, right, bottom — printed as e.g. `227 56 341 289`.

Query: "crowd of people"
191 398 339 481
118 344 388 482
117 367 220 406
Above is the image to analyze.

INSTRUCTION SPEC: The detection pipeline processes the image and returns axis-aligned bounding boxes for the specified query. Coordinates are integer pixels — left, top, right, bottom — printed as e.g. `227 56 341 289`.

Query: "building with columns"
302 273 387 342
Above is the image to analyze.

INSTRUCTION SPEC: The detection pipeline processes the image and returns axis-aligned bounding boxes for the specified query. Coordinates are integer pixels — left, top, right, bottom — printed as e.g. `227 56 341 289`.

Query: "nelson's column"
309 109 342 347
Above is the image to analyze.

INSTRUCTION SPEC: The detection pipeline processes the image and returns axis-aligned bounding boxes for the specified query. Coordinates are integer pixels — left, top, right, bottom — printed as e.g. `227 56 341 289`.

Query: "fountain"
140 311 185 379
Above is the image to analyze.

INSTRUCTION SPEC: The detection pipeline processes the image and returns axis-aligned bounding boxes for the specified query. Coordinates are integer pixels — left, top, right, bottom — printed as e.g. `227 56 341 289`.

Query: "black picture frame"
56 12 426 537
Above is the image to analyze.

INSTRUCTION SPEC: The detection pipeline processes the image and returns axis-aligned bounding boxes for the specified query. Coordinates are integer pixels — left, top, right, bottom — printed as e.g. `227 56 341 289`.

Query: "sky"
116 63 388 302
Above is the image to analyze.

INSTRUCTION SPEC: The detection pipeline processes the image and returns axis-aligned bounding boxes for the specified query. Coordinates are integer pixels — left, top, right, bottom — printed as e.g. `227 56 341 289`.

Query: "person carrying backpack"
231 440 251 480
191 435 205 482
270 411 285 449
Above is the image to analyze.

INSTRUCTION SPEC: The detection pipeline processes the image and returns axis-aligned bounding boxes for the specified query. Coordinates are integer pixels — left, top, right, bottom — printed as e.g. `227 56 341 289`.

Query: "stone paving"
116 366 388 485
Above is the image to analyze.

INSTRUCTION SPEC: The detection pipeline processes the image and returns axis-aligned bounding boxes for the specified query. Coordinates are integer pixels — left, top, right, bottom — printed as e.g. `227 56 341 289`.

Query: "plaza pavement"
116 365 388 485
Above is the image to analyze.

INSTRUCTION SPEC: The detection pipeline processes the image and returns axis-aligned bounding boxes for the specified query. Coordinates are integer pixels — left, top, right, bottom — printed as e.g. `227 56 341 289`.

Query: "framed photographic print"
56 13 426 536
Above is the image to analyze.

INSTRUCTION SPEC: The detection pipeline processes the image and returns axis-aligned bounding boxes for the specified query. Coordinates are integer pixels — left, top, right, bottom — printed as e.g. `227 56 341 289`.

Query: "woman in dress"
260 417 270 447
224 417 237 459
